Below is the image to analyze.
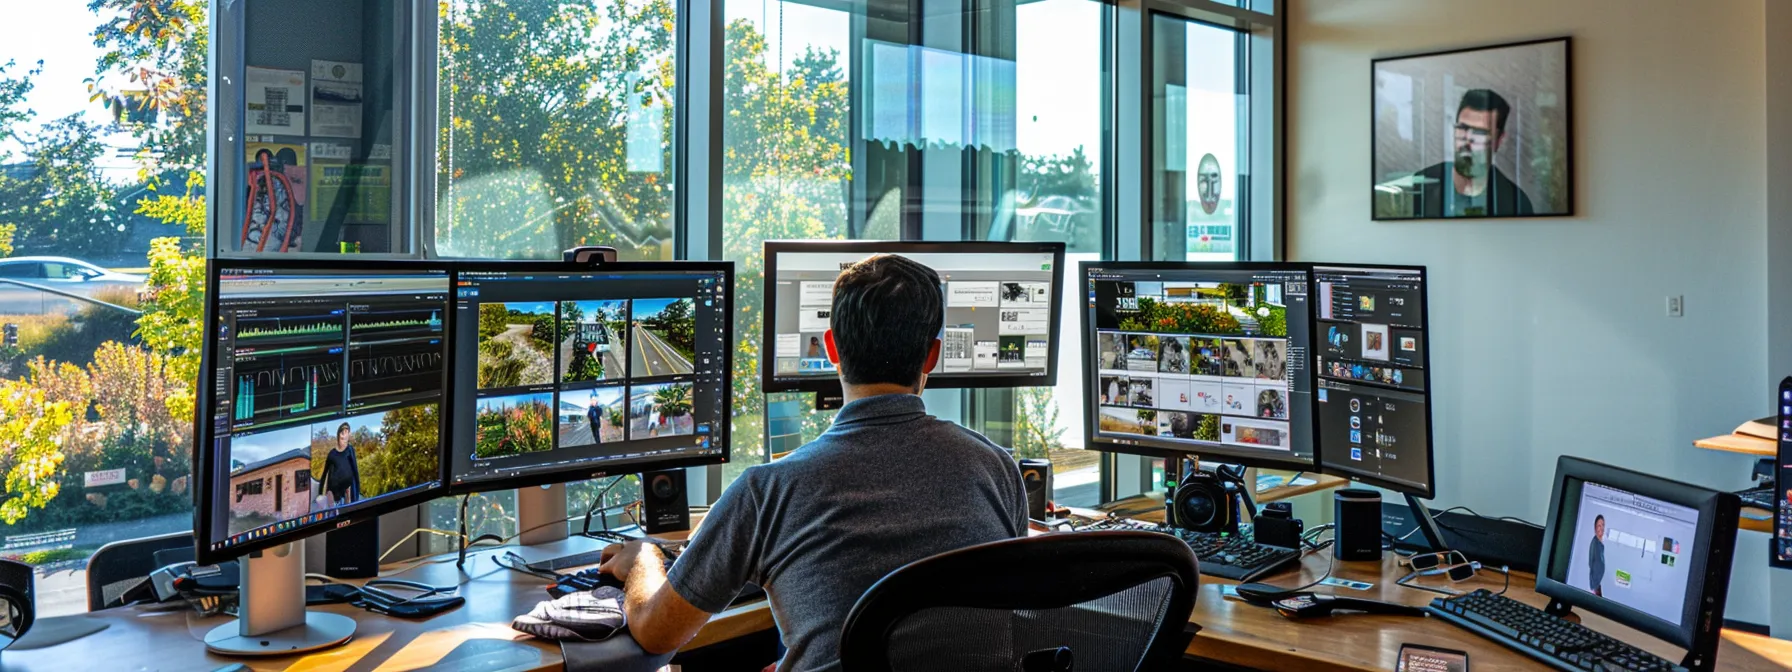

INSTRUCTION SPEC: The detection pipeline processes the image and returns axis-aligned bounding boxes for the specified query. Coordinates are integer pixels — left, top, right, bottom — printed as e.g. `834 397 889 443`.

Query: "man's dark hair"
1457 89 1512 135
830 255 943 387
1594 515 1604 526
337 422 351 436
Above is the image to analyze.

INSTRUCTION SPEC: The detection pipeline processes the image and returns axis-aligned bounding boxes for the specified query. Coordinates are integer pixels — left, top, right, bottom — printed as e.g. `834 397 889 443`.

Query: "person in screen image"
1589 515 1606 597
586 391 605 444
1408 89 1536 217
596 255 1027 670
807 336 822 358
314 423 361 507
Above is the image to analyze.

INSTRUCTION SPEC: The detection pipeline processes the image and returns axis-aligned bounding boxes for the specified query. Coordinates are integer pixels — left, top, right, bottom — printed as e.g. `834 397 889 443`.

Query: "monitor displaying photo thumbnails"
1083 263 1315 469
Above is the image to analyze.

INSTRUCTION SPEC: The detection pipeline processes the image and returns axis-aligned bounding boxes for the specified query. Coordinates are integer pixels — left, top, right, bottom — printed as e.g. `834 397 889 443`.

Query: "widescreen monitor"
1080 261 1316 470
196 261 452 565
1537 456 1738 656
448 262 733 492
1774 376 1790 569
1310 264 1435 497
761 241 1065 394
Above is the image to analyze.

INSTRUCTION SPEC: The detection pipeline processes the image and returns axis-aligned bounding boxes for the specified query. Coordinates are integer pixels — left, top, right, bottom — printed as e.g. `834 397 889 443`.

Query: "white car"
0 257 146 315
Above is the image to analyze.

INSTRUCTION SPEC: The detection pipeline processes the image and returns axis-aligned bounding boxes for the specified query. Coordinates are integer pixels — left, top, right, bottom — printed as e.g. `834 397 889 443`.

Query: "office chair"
839 530 1199 672
85 531 193 611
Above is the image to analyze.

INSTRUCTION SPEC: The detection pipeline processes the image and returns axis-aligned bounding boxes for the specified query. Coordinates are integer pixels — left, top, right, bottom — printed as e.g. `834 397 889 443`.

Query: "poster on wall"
310 60 364 139
245 67 307 136
310 142 393 227
1371 37 1572 220
240 141 307 252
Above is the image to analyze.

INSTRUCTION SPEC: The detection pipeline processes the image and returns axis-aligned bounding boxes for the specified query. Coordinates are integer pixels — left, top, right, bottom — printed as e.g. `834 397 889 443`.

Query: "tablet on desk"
1397 644 1468 672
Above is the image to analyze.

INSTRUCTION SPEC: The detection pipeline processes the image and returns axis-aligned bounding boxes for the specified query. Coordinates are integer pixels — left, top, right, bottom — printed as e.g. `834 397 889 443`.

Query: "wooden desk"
1695 433 1776 457
1184 551 1792 671
0 534 772 672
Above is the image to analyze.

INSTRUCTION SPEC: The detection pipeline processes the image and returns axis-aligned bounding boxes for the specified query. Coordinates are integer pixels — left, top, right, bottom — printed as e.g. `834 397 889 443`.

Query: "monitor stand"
204 541 354 656
1405 493 1449 554
517 483 571 546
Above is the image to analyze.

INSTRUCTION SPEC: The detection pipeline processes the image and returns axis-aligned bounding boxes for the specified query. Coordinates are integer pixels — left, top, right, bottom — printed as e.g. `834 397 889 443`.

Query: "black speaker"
1018 459 1052 521
1333 488 1383 561
641 469 691 534
324 517 380 579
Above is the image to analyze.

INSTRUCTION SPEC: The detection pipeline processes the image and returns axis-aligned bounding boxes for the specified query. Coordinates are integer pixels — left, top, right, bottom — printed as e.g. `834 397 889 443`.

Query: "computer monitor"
1310 264 1435 497
1079 261 1316 470
447 262 733 492
761 241 1066 394
196 261 452 567
1537 456 1739 664
1773 376 1791 569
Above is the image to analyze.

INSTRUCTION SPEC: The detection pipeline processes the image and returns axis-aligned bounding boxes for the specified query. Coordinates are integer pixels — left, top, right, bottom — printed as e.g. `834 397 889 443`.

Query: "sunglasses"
1399 550 1467 573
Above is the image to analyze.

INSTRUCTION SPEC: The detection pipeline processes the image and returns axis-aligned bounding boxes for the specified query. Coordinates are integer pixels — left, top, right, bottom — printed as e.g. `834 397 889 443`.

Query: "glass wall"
0 0 206 616
435 0 677 261
1154 14 1246 263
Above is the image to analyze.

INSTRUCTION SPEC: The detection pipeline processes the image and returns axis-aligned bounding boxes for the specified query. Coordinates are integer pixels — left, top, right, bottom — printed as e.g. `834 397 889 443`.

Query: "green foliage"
1258 304 1287 338
436 0 677 258
477 339 524 389
1195 414 1220 442
87 0 210 174
564 350 604 382
643 299 694 360
1119 297 1244 336
0 380 73 524
362 404 441 498
653 384 691 418
135 236 203 420
526 311 556 354
478 303 508 340
1013 387 1065 461
475 399 553 459
0 115 123 256
6 547 88 565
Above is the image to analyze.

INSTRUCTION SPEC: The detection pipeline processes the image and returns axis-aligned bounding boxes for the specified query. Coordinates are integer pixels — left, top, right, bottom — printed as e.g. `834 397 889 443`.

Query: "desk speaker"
324 517 379 579
641 469 690 534
1019 459 1052 521
1333 489 1383 561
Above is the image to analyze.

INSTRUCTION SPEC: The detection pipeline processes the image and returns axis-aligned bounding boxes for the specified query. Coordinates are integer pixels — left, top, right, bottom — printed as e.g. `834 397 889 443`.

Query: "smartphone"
1397 644 1469 672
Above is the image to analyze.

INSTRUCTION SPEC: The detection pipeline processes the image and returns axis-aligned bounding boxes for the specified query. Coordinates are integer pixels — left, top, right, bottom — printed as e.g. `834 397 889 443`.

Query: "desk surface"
0 534 772 672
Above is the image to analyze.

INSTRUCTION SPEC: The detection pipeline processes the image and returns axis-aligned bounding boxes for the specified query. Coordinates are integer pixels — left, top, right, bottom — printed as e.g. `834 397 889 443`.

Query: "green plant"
1195 414 1220 442
653 384 691 418
0 379 74 523
1012 386 1065 461
565 350 604 381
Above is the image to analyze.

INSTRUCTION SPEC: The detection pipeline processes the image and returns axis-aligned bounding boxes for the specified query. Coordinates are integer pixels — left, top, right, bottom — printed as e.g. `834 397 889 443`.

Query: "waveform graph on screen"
232 345 345 427
234 308 348 345
346 336 446 404
350 305 445 341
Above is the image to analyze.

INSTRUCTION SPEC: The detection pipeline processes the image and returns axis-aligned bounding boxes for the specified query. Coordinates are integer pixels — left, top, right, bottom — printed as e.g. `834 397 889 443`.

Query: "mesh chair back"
85 531 193 611
840 530 1199 672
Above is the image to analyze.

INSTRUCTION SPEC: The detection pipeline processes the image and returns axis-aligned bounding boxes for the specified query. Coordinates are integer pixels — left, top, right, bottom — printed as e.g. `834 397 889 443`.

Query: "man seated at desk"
599 254 1029 671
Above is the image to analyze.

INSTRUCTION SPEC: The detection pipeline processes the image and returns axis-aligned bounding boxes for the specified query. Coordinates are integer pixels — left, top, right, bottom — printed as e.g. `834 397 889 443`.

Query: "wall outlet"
1667 295 1684 317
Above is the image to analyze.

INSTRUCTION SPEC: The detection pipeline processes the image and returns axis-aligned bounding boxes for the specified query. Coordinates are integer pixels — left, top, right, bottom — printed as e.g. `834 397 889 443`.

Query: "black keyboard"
1430 589 1686 672
1070 519 1301 581
1736 486 1774 511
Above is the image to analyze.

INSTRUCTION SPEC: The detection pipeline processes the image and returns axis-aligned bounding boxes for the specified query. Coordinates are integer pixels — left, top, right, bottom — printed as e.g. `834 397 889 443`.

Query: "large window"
1154 14 1247 262
0 0 206 616
435 0 677 261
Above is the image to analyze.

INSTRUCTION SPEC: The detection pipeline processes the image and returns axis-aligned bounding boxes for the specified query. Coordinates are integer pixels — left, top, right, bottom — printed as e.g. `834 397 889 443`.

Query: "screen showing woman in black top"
316 422 362 506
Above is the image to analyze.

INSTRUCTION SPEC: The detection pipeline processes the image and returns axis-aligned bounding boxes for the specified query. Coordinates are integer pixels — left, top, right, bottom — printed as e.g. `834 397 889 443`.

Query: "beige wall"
1289 0 1772 617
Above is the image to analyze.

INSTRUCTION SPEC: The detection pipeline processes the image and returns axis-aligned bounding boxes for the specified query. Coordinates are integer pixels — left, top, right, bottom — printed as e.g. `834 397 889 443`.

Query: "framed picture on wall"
1371 37 1572 220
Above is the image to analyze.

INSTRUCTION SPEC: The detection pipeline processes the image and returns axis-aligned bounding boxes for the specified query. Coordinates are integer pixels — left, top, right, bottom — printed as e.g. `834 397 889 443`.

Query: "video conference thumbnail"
223 403 440 538
1090 278 1295 452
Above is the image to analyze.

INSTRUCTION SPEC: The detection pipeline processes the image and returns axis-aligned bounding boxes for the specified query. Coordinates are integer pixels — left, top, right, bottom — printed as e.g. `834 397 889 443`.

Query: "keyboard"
1070 519 1301 581
1736 486 1774 511
1429 589 1687 672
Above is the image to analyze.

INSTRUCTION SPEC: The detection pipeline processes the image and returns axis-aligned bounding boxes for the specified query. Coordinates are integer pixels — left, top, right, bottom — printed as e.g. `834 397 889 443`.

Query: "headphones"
1165 463 1248 535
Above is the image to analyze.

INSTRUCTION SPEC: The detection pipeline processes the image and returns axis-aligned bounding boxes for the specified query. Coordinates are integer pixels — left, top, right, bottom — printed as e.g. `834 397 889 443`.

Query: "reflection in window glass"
720 1 852 487
437 0 676 261
1012 0 1104 255
1154 15 1243 262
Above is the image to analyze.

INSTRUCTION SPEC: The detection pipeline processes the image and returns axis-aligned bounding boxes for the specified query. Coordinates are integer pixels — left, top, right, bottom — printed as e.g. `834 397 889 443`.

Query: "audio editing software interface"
1085 266 1314 462
769 250 1058 384
1312 265 1431 492
449 269 730 487
205 268 449 554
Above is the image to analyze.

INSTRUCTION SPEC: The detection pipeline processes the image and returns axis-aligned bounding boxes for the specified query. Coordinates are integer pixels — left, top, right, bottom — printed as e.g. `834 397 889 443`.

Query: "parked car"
0 257 147 316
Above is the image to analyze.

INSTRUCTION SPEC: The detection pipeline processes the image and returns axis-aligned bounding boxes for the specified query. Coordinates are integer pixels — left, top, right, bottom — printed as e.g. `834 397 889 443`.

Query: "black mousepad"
9 615 109 651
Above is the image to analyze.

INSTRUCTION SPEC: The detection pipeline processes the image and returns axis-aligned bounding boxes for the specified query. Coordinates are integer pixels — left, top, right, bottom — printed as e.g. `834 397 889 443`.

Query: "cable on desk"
379 527 466 564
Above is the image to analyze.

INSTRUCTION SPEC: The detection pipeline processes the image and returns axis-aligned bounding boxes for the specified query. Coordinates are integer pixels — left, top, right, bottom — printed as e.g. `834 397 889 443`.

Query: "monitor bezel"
445 260 735 495
1535 455 1740 651
1307 262 1436 498
1077 260 1319 472
195 258 456 567
1772 376 1791 570
759 240 1067 395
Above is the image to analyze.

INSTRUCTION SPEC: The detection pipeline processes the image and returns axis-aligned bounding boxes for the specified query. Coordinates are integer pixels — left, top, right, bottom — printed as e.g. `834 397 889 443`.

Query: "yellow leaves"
0 379 74 524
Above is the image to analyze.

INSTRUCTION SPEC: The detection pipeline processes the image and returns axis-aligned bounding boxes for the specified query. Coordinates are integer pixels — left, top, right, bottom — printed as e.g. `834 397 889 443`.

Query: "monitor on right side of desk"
1775 375 1791 569
1536 456 1741 662
1308 264 1435 498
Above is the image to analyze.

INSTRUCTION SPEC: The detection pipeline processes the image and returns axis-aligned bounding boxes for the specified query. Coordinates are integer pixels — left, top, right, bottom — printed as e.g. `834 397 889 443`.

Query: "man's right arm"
665 470 766 613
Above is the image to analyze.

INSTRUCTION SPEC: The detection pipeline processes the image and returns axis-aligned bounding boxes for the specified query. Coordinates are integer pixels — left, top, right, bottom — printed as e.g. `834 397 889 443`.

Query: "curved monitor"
196 261 452 566
761 240 1066 395
1079 261 1316 471
447 261 734 492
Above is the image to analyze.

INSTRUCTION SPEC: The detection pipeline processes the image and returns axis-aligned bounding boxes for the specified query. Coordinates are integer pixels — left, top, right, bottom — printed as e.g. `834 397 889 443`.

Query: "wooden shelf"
1694 433 1776 457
